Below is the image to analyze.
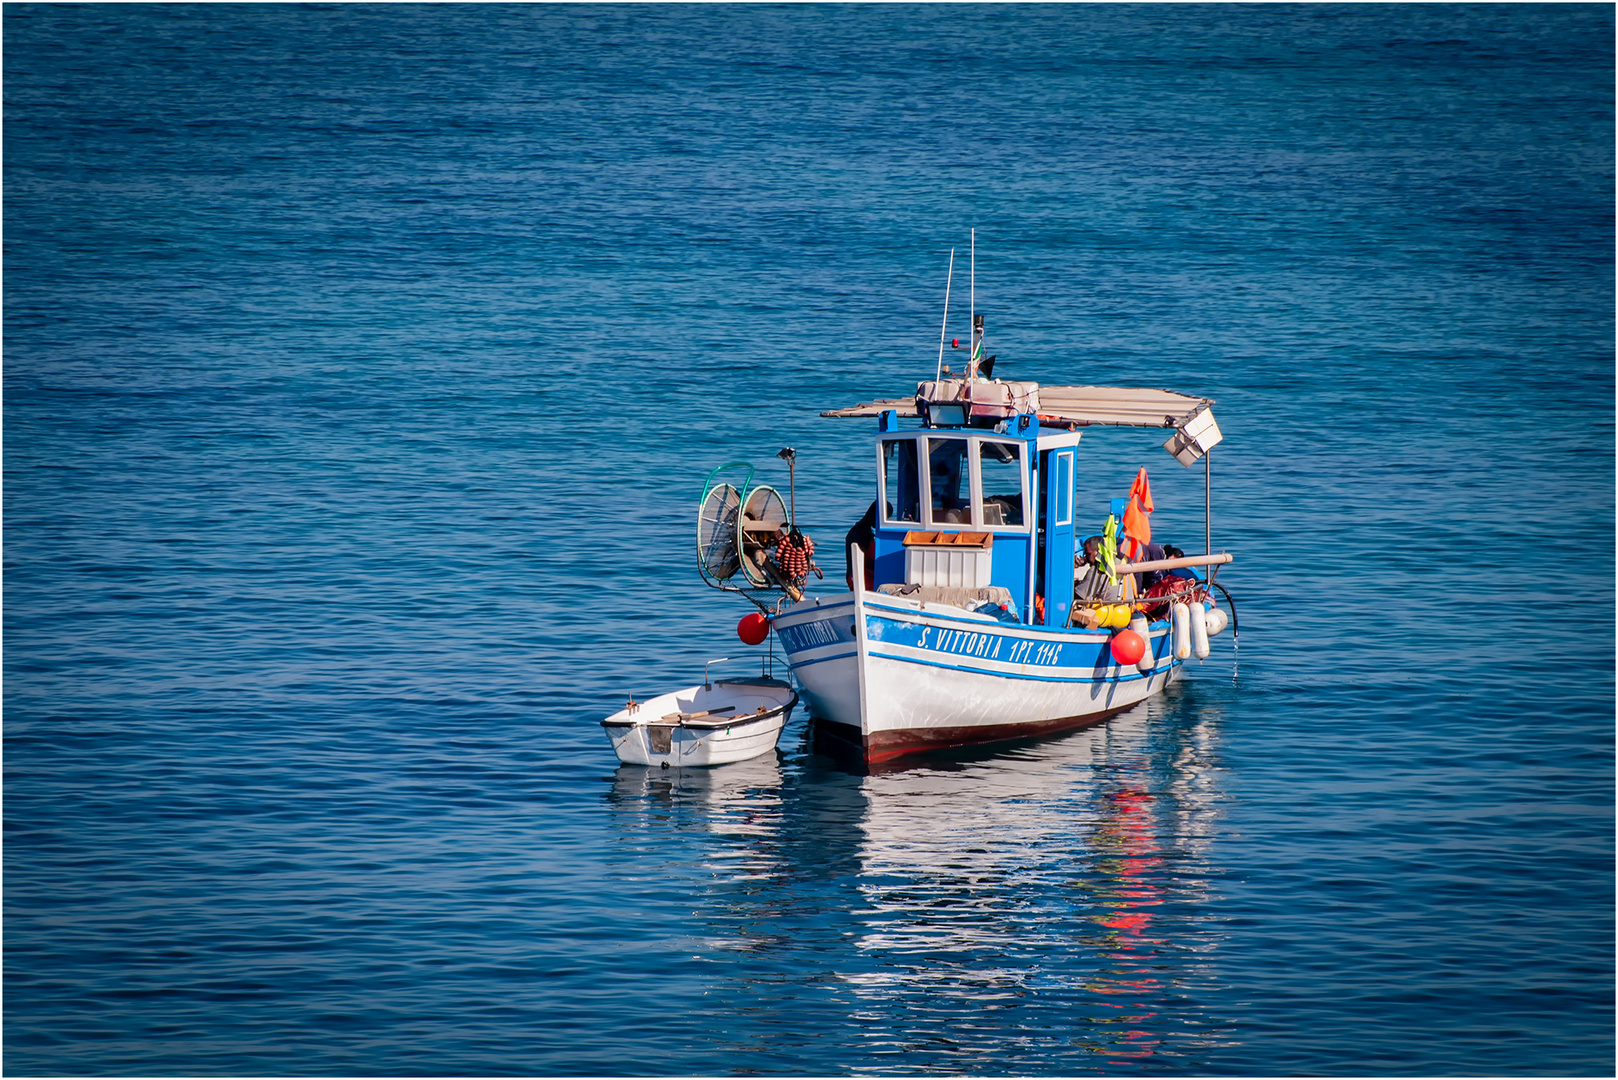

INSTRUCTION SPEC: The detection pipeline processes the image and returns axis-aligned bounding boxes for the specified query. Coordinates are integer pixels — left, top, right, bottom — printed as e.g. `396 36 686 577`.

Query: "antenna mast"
935 248 954 382
967 229 986 381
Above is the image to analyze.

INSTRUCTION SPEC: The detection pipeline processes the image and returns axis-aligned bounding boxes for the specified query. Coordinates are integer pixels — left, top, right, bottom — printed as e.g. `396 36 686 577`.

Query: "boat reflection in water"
603 681 1233 1072
833 687 1231 1069
608 750 787 883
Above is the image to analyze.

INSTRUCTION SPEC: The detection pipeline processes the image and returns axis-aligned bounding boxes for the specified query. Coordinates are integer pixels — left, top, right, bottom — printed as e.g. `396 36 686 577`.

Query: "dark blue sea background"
5 4 1612 1076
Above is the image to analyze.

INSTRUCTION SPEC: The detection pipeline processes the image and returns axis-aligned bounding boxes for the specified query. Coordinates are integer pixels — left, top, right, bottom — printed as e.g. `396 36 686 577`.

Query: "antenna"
969 228 975 377
935 248 954 382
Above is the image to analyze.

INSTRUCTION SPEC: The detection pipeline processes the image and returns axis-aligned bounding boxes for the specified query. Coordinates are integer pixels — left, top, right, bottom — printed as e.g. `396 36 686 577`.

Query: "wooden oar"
661 705 738 722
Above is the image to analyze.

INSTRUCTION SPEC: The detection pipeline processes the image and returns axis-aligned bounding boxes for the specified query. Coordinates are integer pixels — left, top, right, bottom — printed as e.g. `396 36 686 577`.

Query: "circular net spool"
697 483 743 582
738 485 788 587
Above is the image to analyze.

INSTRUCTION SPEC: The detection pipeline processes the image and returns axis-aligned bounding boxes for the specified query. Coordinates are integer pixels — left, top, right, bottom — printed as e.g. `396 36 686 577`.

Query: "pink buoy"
737 612 770 646
1109 628 1146 665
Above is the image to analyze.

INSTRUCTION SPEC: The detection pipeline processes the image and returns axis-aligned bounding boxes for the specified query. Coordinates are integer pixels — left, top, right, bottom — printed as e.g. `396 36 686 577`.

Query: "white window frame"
878 432 1033 533
877 436 924 529
1053 450 1074 528
973 436 1031 534
923 435 974 528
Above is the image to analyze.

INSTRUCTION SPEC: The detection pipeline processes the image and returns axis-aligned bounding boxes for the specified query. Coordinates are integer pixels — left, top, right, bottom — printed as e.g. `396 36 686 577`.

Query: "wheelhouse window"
926 438 971 525
881 439 921 525
977 440 1025 527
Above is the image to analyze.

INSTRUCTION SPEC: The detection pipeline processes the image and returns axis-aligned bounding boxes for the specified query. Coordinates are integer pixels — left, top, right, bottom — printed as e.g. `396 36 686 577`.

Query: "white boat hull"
601 678 797 767
773 593 1181 764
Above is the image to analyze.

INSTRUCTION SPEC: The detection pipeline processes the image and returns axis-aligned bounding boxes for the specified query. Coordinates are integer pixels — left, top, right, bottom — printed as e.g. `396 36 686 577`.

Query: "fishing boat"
695 246 1235 766
601 669 798 768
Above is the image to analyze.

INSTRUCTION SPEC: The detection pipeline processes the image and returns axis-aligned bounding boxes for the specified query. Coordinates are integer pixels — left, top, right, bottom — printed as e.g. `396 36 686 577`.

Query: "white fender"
1130 613 1154 674
1191 601 1211 659
1171 602 1192 660
1205 605 1229 637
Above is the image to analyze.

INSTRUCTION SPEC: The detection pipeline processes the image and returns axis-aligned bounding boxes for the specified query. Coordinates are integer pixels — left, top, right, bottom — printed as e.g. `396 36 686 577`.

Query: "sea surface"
4 4 1613 1076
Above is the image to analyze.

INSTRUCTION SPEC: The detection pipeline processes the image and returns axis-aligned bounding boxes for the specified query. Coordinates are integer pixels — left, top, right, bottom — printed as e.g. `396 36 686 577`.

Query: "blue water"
5 4 1612 1075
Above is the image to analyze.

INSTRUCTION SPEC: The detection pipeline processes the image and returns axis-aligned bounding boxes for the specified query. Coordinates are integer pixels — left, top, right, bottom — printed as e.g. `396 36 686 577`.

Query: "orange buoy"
1110 628 1145 665
737 612 769 645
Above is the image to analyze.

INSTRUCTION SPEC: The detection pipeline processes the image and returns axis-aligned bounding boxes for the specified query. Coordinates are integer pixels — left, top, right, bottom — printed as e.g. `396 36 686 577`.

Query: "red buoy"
1110 628 1146 665
737 612 770 646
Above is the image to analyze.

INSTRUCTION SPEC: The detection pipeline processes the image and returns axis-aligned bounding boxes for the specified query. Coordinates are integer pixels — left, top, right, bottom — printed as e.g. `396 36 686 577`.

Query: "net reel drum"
696 462 791 596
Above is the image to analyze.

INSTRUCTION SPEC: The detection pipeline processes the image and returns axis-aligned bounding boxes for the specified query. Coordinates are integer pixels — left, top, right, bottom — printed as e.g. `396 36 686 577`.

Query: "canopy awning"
822 384 1214 429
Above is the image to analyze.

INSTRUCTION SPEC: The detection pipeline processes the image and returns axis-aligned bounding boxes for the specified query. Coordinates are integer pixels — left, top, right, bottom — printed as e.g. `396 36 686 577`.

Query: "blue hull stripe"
776 596 1182 685
787 649 858 669
863 647 1175 684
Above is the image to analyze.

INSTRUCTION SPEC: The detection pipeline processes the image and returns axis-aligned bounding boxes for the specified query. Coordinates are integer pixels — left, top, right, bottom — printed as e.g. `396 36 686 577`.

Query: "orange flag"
1128 467 1153 514
1120 467 1153 557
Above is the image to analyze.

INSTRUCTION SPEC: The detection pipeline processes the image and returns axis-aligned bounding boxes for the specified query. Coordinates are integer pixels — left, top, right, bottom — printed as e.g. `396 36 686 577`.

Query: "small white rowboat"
601 677 798 767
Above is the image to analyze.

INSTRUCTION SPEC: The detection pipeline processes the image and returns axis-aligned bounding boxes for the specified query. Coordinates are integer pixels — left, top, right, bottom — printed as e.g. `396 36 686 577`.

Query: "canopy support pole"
1204 449 1212 556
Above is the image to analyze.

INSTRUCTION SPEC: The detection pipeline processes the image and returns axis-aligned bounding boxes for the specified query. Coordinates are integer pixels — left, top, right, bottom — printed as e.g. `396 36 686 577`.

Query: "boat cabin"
868 409 1076 625
827 379 1222 628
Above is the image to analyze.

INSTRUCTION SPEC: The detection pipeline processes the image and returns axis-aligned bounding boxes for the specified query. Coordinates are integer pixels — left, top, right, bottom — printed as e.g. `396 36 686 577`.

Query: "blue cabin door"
1042 448 1076 627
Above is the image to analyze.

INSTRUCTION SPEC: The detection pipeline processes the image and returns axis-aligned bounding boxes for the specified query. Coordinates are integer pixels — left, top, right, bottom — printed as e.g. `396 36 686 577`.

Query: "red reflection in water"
1088 783 1167 1061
